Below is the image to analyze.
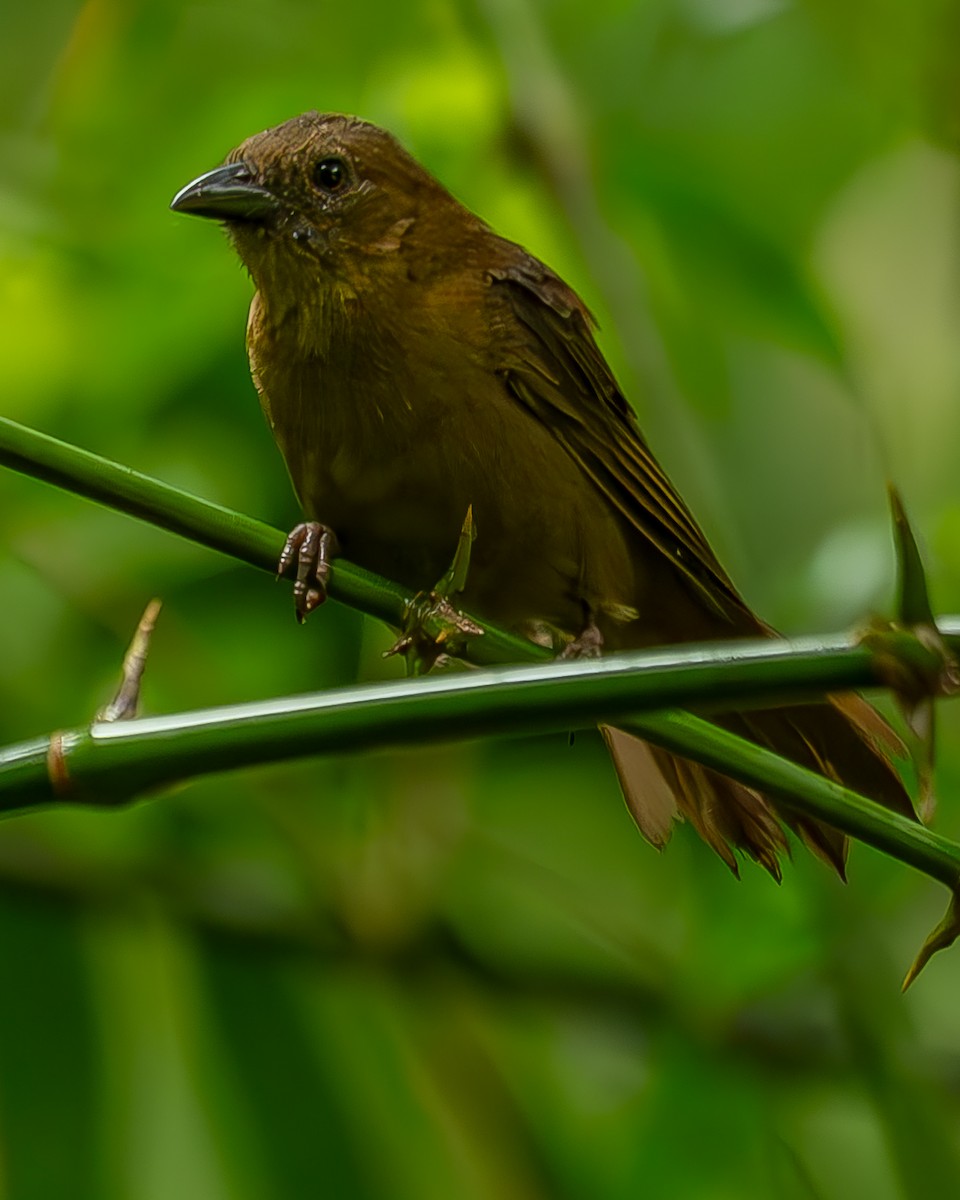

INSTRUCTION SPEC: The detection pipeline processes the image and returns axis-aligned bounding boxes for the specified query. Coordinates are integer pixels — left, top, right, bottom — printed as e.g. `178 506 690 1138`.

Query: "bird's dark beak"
170 162 280 221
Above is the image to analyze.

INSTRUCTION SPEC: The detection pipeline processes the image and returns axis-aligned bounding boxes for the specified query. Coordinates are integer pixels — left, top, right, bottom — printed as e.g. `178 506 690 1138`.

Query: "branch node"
46 731 73 798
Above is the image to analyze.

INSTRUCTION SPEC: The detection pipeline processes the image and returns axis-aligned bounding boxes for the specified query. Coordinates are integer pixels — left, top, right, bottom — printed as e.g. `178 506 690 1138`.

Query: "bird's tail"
602 695 915 878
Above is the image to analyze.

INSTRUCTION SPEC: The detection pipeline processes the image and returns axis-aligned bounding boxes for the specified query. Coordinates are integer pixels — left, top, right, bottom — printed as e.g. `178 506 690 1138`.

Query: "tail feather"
603 696 915 878
603 725 788 880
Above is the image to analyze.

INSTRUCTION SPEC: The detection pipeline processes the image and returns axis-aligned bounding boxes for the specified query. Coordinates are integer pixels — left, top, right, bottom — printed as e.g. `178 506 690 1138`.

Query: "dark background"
2 1 960 1196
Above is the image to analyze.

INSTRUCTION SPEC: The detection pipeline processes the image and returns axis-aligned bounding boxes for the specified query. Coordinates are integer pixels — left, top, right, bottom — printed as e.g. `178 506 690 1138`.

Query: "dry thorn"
99 599 163 722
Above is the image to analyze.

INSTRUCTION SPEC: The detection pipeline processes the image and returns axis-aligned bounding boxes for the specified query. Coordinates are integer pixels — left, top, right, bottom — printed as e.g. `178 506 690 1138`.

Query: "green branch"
3 414 960 902
2 647 959 890
0 415 536 665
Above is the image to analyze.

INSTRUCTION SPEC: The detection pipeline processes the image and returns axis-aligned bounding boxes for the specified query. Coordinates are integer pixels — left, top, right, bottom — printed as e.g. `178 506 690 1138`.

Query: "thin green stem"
0 415 537 664
0 415 405 629
3 415 960 893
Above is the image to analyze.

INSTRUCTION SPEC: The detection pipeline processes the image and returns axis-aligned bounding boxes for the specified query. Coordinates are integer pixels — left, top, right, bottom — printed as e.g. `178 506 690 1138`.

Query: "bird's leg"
277 522 340 623
559 608 604 659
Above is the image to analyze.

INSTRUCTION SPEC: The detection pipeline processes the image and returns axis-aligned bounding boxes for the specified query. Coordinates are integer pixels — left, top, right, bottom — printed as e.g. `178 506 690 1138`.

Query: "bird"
170 111 915 879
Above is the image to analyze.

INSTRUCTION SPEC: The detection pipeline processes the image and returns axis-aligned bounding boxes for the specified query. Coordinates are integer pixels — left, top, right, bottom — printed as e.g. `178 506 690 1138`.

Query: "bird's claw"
558 620 604 660
278 522 340 623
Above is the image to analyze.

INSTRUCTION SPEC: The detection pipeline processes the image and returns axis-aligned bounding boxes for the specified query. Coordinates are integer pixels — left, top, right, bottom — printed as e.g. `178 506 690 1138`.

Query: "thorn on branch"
98 599 163 722
858 488 960 822
385 507 484 676
903 885 960 990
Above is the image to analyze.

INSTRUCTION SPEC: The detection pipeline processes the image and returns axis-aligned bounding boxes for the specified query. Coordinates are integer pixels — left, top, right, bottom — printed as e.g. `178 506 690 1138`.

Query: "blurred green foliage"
3 0 960 1196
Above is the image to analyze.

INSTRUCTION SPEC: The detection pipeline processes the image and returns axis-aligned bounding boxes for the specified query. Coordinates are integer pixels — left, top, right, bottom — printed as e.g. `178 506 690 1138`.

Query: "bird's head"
171 112 465 297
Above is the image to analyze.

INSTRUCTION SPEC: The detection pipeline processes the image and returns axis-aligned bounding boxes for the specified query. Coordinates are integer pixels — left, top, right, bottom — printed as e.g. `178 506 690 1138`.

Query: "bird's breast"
245 284 644 639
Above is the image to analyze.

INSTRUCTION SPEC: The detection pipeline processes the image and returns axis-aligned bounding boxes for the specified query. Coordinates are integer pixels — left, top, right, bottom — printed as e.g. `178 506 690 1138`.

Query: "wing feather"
488 255 750 622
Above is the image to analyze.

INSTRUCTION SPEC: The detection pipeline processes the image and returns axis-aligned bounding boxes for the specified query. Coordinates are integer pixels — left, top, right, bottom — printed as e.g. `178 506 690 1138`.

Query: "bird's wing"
488 253 751 622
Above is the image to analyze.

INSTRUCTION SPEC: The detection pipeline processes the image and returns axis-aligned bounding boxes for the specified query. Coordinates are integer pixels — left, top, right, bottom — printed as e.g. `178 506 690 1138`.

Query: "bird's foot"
277 522 340 623
558 620 604 660
385 506 483 676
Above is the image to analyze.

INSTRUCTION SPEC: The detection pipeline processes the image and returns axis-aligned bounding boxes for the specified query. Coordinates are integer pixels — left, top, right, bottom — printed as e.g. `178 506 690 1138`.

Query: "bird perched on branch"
171 112 915 877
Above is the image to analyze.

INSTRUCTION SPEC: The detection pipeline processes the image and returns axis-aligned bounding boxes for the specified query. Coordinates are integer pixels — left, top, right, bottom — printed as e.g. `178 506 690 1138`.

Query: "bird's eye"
312 157 347 193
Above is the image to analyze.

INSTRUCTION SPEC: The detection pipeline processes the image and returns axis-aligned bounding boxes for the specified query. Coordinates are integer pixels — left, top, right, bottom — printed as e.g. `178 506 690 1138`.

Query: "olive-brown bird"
171 111 914 877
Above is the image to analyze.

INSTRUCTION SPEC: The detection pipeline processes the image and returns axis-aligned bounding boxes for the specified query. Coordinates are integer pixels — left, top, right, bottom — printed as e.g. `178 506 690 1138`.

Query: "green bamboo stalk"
0 417 284 574
0 416 536 665
5 414 959 667
1 652 959 886
3 415 960 892
0 637 908 806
